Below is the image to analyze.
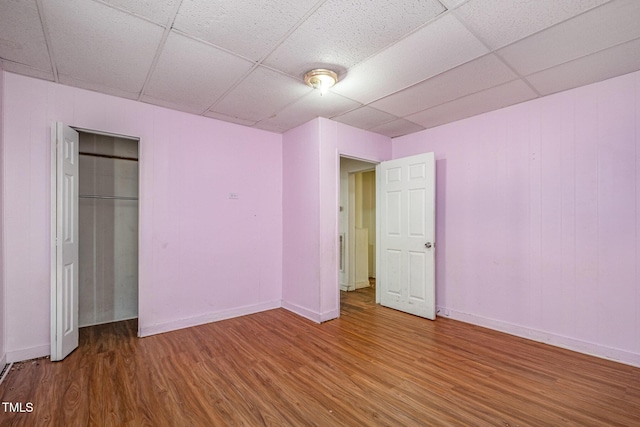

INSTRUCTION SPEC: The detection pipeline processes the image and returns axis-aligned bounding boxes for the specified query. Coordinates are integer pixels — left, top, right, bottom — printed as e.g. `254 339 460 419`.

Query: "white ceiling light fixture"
304 69 338 96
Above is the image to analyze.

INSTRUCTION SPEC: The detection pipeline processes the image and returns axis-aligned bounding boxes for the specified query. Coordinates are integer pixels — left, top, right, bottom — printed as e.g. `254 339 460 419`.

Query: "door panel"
385 191 401 235
377 153 435 319
52 122 80 361
408 189 426 237
386 249 402 295
408 251 426 301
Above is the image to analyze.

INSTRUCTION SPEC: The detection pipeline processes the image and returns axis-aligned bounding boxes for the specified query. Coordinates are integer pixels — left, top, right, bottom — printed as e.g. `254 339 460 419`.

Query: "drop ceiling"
1 0 639 138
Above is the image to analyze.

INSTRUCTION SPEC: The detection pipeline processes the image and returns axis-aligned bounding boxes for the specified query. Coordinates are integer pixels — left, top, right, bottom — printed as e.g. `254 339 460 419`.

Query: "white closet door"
377 153 436 319
51 122 80 361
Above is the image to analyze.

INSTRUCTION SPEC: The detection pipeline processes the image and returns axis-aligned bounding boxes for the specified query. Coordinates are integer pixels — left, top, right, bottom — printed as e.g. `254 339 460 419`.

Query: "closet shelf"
79 152 138 162
79 195 138 201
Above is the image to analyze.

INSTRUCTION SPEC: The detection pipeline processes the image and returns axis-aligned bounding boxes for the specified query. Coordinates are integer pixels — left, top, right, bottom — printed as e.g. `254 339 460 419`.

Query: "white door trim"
49 124 57 359
50 123 142 360
336 153 381 313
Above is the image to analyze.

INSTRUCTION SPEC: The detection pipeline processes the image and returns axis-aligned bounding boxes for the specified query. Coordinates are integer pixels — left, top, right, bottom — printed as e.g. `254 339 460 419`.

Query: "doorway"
339 157 377 314
51 123 140 360
337 152 436 320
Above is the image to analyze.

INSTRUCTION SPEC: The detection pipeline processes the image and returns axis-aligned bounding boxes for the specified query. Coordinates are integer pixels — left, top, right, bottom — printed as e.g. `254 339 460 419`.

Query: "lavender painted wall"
393 70 640 366
0 65 5 366
282 117 391 322
2 72 283 361
282 119 322 320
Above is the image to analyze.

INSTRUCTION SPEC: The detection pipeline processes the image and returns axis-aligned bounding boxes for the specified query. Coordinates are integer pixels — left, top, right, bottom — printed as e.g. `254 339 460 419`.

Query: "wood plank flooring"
1 289 639 426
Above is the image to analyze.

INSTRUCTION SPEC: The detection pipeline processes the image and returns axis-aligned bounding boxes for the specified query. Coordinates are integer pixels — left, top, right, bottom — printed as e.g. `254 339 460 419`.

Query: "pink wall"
0 64 5 365
282 120 322 319
282 117 391 321
393 70 640 366
2 72 283 361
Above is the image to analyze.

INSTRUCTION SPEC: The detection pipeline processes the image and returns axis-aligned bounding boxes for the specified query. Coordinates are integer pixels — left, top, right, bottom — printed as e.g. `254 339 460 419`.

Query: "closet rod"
79 152 138 162
79 195 138 201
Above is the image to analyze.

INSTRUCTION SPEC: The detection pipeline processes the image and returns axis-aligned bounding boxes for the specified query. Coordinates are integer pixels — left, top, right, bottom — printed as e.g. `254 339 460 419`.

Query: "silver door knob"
425 242 432 249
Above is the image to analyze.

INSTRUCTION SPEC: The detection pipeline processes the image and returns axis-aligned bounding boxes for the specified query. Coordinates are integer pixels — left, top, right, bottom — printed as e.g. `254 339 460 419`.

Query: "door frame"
345 167 376 291
336 153 381 313
50 123 142 360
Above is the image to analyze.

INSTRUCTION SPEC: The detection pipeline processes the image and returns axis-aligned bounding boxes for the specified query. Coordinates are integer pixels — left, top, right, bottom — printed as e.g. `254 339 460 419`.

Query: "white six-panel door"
51 123 80 361
377 153 436 319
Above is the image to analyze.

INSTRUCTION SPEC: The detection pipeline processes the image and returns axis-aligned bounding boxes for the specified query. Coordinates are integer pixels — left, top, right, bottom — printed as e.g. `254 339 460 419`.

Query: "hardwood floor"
1 293 639 426
340 285 376 316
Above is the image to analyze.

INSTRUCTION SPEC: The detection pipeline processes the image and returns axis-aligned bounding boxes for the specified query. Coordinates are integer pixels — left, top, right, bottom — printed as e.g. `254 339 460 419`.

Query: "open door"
377 152 435 319
51 122 79 361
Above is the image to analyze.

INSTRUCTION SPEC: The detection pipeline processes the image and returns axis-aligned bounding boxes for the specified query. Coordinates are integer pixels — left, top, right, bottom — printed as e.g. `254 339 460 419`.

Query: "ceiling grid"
1 0 637 137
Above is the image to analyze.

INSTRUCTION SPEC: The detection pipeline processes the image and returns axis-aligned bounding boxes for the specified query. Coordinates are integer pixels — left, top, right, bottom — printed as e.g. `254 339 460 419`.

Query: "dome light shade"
304 69 338 96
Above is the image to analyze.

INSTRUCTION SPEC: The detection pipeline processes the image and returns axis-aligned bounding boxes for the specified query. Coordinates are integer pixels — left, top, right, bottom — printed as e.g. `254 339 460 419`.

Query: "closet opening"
78 130 139 329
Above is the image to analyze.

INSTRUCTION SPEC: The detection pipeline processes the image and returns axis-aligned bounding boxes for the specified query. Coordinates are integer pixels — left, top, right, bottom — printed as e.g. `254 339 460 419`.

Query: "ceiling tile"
332 14 488 104
368 119 425 138
0 0 51 71
42 0 164 94
498 0 640 76
263 0 446 77
140 94 205 115
526 37 640 96
439 0 469 9
0 60 54 81
332 106 398 130
143 32 254 113
100 0 181 26
203 111 258 127
173 0 318 61
59 74 139 100
252 121 288 134
370 53 517 117
407 79 537 129
256 91 361 133
211 66 312 122
455 0 609 49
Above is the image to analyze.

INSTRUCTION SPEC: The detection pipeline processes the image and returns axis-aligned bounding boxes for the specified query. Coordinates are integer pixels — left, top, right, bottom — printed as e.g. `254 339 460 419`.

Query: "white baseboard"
341 282 356 291
280 301 339 323
320 309 339 322
355 281 370 289
437 306 640 368
139 300 281 337
281 301 322 323
7 344 50 363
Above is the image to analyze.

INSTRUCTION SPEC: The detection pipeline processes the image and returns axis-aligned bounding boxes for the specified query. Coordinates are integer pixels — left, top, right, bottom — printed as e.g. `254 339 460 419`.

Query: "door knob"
425 242 432 249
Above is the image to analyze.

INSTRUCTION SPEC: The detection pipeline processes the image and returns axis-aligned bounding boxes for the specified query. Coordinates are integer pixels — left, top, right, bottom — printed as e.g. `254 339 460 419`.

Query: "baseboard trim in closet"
79 315 139 329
